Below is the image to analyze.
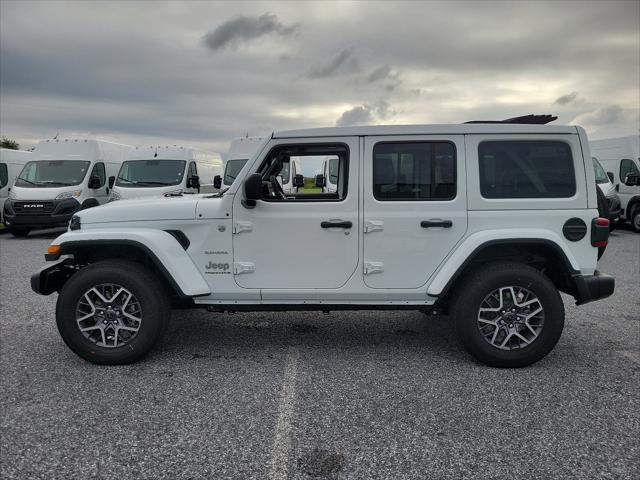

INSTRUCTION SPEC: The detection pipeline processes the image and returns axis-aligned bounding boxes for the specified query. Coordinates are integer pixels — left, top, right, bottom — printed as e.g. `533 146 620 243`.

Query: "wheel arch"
625 195 640 219
431 238 581 306
35 229 210 300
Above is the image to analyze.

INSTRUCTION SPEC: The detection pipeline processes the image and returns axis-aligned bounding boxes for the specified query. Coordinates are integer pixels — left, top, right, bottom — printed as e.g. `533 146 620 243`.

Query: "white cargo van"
110 146 222 201
3 138 131 237
218 137 266 189
0 148 32 226
592 156 621 226
590 136 640 231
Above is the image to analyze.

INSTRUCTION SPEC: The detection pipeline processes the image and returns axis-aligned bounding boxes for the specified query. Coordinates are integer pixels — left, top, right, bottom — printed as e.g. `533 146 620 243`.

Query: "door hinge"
364 261 384 275
234 262 255 275
364 220 384 233
233 222 253 234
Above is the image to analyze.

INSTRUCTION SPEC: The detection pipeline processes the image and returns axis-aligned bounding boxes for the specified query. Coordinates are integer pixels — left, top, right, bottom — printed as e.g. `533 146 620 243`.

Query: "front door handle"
421 219 453 228
321 220 352 229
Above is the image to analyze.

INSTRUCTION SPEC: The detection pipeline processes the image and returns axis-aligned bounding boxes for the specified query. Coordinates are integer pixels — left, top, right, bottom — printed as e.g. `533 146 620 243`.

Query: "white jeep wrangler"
32 116 614 367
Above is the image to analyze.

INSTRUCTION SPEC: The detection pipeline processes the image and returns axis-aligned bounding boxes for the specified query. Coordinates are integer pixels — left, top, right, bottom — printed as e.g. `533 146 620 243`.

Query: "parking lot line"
268 346 300 480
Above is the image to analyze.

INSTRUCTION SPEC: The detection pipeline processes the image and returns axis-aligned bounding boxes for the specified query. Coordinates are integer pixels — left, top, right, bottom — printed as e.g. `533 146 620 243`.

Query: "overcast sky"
1 0 638 155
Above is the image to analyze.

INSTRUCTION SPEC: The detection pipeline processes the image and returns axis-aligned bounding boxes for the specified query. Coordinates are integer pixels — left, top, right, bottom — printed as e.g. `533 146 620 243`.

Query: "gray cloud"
203 13 298 51
554 91 579 105
0 1 638 150
307 47 360 78
336 101 394 126
574 105 624 125
366 65 394 83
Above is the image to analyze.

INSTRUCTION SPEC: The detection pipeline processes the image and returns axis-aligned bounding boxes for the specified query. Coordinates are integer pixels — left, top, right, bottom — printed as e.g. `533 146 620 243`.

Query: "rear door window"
479 141 576 198
0 163 7 188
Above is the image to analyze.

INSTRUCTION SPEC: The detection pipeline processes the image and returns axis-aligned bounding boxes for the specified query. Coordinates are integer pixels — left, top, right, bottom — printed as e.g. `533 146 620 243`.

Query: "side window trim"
258 142 350 203
372 140 457 202
478 140 576 199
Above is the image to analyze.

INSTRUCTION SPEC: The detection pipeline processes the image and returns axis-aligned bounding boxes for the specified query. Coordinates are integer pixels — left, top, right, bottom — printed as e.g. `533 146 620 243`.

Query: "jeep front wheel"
56 260 170 365
451 262 564 368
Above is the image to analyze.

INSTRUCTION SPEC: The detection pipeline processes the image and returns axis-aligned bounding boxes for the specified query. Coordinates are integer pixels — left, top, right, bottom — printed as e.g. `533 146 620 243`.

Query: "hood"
111 184 185 200
77 196 201 224
10 185 83 201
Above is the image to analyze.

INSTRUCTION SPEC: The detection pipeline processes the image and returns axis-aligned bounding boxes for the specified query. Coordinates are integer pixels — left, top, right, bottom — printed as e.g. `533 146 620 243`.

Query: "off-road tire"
451 262 565 368
56 260 170 365
9 227 30 238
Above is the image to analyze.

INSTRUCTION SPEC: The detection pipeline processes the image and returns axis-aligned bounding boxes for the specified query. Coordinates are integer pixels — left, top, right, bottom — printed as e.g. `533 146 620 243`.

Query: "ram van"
110 146 222 201
590 136 640 232
0 148 32 226
3 138 131 237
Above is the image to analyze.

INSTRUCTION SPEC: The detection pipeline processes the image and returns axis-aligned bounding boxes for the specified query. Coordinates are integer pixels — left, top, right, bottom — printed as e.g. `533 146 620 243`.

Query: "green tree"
1 137 20 150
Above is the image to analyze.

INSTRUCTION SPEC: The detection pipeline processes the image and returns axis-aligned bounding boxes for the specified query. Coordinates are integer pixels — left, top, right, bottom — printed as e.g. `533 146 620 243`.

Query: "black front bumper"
31 258 77 295
573 271 615 306
3 198 80 228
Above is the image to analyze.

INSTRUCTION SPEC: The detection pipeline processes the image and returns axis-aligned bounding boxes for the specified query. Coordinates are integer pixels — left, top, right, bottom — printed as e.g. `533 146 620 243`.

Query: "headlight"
56 190 82 200
8 189 17 200
109 191 121 202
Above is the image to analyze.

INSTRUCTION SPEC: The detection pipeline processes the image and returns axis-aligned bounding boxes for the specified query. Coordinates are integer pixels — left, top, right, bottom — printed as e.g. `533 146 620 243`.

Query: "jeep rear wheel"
56 260 169 365
451 262 564 368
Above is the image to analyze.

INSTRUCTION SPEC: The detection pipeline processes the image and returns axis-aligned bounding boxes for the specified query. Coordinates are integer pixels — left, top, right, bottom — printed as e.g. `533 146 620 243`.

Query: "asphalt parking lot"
1 226 638 480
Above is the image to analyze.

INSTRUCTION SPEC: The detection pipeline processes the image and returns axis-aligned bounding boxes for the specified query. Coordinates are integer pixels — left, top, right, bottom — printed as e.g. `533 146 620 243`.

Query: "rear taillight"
591 217 610 248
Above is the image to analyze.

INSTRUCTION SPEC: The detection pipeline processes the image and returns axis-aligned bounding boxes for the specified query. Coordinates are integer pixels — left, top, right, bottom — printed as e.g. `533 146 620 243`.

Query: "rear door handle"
321 220 352 229
421 219 453 228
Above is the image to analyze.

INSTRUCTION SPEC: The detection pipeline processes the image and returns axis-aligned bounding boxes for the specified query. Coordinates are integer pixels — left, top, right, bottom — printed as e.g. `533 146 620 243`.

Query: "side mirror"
624 173 640 186
315 174 326 188
187 175 200 189
88 175 101 189
213 175 222 190
108 176 115 188
243 173 262 208
293 174 304 188
606 171 614 182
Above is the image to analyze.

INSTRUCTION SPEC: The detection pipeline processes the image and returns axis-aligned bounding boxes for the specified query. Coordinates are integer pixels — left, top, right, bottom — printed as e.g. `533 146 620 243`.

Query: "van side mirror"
606 171 614 182
187 175 200 190
243 173 263 208
315 174 326 188
293 174 304 188
213 175 222 190
624 173 640 186
108 176 115 188
88 175 101 189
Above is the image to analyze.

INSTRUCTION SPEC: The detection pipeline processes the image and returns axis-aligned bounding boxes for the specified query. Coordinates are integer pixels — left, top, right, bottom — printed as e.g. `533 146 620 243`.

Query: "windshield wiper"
37 180 74 186
16 176 36 185
205 187 230 198
136 181 172 186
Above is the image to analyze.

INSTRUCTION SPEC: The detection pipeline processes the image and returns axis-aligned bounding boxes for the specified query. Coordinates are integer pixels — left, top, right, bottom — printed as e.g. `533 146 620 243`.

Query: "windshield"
15 160 90 188
592 157 609 184
116 159 186 187
224 159 248 185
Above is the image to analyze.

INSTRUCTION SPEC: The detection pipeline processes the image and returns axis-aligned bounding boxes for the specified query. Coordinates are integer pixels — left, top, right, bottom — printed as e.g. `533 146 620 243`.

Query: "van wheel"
56 260 170 365
451 262 564 368
631 206 640 233
9 227 30 237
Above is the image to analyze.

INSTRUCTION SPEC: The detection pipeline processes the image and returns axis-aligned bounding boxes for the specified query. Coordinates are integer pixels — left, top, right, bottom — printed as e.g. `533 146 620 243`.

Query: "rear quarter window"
479 140 576 198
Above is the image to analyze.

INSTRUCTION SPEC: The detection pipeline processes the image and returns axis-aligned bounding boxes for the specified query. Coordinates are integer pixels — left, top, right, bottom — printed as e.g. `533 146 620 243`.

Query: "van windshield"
224 159 248 185
15 160 90 187
116 159 186 187
592 157 609 184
